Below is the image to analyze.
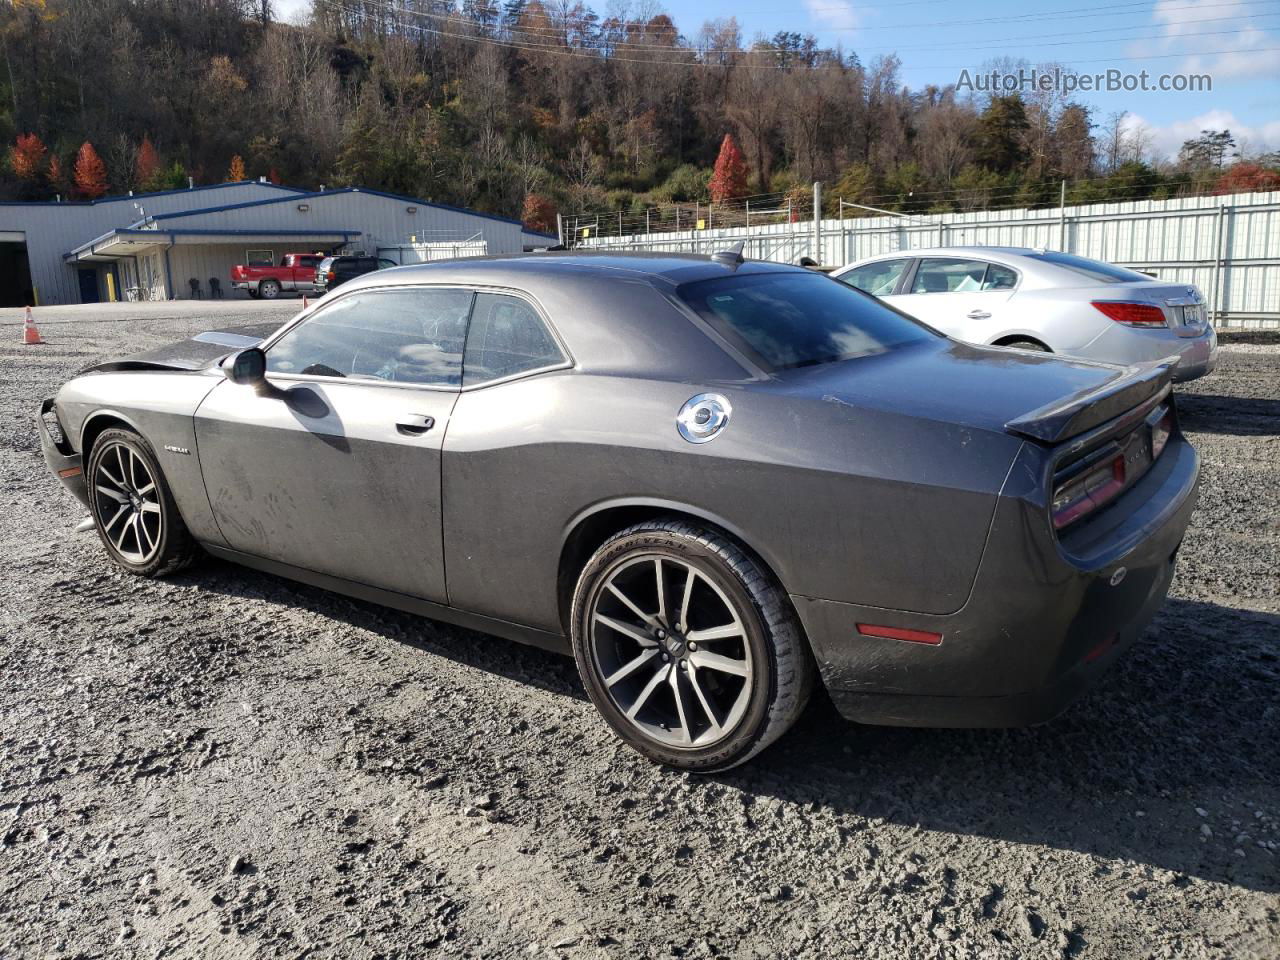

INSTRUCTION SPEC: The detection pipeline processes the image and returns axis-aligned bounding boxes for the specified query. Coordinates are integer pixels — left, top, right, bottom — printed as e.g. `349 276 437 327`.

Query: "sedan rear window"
678 271 935 370
1025 251 1151 283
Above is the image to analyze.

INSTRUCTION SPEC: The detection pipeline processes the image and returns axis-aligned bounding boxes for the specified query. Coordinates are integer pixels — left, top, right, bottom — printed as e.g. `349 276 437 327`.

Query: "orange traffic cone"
22 306 44 345
302 295 309 309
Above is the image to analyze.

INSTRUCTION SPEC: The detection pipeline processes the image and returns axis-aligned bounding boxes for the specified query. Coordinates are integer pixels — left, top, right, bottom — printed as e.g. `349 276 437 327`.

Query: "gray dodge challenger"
39 251 1200 770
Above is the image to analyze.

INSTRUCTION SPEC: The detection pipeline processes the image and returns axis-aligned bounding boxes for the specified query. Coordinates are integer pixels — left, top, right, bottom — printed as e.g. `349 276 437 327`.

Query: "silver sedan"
832 246 1218 381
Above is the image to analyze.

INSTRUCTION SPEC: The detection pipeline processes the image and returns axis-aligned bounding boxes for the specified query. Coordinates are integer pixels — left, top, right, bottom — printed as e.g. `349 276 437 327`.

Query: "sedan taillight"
1052 454 1126 530
1092 301 1168 327
327 270 336 281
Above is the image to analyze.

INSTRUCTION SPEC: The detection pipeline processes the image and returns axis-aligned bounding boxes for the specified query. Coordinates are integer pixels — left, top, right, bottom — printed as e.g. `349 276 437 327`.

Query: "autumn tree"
9 133 47 180
708 134 748 202
73 141 108 198
134 136 161 190
522 193 557 234
1213 163 1280 195
227 154 246 182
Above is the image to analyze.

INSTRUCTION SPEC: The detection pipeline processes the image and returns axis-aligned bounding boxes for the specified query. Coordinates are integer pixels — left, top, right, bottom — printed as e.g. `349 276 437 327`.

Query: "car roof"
348 251 806 290
308 252 804 381
835 246 1042 269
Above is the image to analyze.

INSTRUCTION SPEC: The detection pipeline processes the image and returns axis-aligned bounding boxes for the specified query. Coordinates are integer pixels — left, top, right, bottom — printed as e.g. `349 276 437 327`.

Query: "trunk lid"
776 339 1150 444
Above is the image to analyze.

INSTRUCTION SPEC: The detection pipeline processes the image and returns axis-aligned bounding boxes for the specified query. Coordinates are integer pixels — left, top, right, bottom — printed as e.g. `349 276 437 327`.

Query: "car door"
440 290 574 629
886 257 1018 341
194 285 474 602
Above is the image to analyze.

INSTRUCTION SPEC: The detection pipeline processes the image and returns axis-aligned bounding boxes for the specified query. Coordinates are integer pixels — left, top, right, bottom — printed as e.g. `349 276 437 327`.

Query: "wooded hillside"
3 0 1277 228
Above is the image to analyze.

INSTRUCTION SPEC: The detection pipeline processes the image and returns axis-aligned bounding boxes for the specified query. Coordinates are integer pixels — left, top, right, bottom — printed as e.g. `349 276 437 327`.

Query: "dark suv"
315 255 397 293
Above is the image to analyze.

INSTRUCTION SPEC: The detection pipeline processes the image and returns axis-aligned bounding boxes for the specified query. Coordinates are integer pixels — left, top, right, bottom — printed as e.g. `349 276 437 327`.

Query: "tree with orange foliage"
708 134 748 204
522 193 558 234
9 133 47 180
227 154 246 182
135 136 161 189
1213 162 1280 195
73 141 108 198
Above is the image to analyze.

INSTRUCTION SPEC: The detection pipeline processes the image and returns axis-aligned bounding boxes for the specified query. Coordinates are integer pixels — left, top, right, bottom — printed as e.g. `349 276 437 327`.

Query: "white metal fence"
576 190 1280 328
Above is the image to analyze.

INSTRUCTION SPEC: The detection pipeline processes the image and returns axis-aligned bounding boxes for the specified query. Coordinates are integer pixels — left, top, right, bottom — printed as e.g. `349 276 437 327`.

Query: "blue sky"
275 0 1279 161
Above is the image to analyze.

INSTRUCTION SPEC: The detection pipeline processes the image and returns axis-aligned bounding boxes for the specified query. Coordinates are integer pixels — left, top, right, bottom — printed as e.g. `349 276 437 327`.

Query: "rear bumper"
796 435 1199 728
1077 324 1218 383
37 398 90 509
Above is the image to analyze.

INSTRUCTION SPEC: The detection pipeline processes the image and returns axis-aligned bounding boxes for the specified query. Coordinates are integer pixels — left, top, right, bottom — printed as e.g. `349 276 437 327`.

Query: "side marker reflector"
57 466 82 479
856 623 943 645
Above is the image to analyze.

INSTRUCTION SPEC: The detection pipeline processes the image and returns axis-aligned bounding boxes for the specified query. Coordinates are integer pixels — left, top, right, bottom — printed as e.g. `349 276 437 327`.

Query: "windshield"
1025 250 1151 284
678 271 936 370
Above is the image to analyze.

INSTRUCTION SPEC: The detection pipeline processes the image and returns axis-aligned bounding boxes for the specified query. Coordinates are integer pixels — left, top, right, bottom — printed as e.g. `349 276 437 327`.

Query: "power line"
333 0 1259 44
324 1 1280 72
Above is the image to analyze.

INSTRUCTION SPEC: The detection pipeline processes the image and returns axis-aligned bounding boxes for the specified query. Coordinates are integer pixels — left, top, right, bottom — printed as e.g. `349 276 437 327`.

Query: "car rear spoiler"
1004 356 1177 444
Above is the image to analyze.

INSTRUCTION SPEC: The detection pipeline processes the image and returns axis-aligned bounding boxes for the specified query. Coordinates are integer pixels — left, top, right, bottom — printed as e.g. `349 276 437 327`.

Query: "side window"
838 259 907 296
983 264 1018 290
378 258 397 269
266 288 474 387
910 258 989 294
463 293 566 386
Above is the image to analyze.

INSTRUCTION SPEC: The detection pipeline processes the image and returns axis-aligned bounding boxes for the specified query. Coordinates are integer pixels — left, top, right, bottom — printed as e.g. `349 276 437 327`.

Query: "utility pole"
556 213 564 247
812 182 822 262
1059 180 1067 251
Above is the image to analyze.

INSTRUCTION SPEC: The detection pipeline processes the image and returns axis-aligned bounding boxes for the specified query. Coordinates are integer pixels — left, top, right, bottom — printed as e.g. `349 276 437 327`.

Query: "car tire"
570 518 814 772
259 279 280 300
247 288 260 299
86 428 200 578
1001 338 1050 352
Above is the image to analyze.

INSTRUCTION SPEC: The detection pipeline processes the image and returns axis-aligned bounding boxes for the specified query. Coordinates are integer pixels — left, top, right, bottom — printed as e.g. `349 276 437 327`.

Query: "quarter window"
266 288 474 386
982 264 1019 290
463 293 565 386
837 259 908 296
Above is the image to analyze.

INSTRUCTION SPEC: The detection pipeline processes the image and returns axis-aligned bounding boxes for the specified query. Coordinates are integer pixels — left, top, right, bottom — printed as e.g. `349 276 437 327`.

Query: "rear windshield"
1025 251 1151 284
678 271 935 370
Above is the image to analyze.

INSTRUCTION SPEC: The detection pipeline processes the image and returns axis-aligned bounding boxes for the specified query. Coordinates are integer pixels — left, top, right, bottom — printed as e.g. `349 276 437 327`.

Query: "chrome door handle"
967 309 992 319
395 415 435 436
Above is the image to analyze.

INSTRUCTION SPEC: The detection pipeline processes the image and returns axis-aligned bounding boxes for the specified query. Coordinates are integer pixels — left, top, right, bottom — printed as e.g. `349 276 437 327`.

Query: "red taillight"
1052 454 1126 529
856 623 943 645
1091 301 1168 327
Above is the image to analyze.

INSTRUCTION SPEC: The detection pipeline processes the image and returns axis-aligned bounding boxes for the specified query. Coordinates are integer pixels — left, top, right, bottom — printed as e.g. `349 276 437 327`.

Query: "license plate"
1179 304 1205 327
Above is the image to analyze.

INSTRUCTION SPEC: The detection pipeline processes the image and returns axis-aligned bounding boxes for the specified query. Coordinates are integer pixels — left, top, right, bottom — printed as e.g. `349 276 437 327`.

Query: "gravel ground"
1 312 1277 959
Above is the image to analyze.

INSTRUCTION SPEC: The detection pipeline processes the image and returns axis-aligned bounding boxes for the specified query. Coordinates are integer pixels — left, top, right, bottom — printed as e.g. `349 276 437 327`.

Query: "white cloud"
804 0 861 32
271 0 312 23
1124 109 1280 162
1136 1 1280 81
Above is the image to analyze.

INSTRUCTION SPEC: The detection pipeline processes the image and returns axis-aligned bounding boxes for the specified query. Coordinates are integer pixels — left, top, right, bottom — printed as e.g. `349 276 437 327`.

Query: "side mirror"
224 347 267 387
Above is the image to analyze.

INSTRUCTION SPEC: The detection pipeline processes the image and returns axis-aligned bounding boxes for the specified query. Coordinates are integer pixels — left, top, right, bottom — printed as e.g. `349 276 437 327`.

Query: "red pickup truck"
230 253 324 299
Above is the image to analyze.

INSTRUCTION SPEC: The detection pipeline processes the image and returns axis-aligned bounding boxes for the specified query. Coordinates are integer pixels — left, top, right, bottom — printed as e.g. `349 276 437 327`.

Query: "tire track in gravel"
1 318 1276 959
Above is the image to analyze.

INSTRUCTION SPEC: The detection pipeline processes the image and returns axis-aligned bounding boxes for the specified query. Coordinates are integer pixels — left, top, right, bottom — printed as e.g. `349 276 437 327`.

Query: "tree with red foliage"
522 193 558 234
1213 162 1280 195
135 136 161 189
74 142 109 198
9 133 47 180
268 167 281 184
708 134 748 204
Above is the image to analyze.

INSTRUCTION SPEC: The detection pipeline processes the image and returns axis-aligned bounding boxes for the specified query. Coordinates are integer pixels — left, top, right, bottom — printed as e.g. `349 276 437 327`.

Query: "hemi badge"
163 444 191 456
57 466 81 479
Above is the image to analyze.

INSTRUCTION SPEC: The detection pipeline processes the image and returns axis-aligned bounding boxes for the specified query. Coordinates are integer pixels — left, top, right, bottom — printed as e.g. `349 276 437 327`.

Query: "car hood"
774 339 1171 443
83 322 283 374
